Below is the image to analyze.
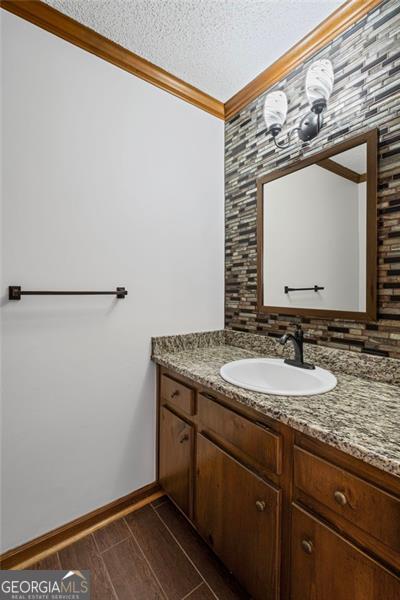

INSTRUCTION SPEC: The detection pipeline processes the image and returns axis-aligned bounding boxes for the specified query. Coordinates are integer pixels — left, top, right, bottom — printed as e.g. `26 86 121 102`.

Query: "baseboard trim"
0 481 164 570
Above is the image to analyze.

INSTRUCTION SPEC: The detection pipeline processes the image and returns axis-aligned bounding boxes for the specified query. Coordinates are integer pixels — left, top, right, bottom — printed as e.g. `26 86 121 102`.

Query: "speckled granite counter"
152 330 400 477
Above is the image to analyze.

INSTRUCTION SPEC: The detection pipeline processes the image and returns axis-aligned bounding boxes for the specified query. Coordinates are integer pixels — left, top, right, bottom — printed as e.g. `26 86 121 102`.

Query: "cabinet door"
196 434 280 600
159 406 193 516
291 505 400 600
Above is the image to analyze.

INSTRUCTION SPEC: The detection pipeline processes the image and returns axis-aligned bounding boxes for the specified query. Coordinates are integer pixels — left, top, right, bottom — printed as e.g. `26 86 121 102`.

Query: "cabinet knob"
301 539 313 555
334 490 347 506
255 500 266 512
171 390 180 398
179 433 189 444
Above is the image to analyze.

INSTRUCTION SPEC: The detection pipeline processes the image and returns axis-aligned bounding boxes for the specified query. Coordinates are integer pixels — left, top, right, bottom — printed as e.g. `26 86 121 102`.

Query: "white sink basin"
220 358 337 396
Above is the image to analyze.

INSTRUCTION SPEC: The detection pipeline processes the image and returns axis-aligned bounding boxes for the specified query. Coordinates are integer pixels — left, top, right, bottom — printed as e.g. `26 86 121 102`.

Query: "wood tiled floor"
31 497 249 600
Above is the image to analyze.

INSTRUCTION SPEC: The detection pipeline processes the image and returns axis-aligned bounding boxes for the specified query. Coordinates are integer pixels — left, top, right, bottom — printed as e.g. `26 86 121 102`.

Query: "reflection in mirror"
258 130 377 320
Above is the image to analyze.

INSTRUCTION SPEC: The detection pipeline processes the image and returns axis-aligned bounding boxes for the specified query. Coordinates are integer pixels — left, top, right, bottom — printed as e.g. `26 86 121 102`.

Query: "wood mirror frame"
256 128 378 321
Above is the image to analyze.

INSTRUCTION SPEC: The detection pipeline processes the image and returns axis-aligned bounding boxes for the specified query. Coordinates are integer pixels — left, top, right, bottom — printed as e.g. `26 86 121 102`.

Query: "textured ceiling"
43 0 344 101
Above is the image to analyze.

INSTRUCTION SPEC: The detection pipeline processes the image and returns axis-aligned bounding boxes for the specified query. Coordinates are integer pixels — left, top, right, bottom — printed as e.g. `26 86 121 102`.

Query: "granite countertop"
152 330 400 477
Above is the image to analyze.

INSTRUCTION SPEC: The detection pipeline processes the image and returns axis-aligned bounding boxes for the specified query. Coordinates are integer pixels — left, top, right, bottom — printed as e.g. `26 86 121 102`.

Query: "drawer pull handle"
171 390 180 398
334 490 348 506
301 539 313 555
179 433 189 444
255 500 266 512
202 392 216 401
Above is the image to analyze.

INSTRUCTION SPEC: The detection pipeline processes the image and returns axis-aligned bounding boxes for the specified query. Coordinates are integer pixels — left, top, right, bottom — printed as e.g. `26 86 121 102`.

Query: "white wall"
263 164 366 312
1 12 224 551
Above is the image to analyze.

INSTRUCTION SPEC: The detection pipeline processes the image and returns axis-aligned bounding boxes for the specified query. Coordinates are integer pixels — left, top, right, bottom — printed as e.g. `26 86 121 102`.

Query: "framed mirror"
257 129 377 321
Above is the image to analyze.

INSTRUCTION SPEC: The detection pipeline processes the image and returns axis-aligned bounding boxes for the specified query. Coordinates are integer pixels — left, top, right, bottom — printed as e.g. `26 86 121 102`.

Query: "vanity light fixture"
263 59 334 149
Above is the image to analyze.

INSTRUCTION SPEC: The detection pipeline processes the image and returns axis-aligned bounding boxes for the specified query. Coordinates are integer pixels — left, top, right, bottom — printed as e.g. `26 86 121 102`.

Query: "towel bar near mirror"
284 285 324 294
8 286 128 300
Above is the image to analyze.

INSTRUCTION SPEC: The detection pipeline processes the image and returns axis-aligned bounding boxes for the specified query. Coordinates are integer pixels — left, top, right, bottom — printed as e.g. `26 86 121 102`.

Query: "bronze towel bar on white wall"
284 285 324 294
8 286 128 300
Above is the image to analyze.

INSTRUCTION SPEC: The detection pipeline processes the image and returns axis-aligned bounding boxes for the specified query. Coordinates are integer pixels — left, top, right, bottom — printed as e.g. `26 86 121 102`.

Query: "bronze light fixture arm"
272 126 302 149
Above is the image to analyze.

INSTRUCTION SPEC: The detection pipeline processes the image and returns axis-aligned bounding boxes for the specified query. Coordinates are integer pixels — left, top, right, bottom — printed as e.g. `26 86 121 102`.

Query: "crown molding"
0 0 225 120
224 0 383 121
1 0 384 122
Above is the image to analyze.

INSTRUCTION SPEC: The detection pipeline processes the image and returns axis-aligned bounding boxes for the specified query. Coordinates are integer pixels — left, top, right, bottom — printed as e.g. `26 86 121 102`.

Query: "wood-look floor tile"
156 501 249 599
30 552 61 570
125 505 201 599
151 495 168 508
184 583 216 599
94 518 130 553
102 536 165 600
59 535 116 600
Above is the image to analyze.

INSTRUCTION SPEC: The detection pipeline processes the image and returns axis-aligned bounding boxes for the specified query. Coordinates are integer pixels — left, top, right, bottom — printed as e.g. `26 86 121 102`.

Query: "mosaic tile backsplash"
225 0 400 359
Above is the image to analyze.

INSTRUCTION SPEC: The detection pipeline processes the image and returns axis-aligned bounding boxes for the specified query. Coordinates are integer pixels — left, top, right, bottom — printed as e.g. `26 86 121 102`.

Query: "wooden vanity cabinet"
294 445 400 565
159 405 193 517
157 366 400 600
198 392 282 476
196 434 280 600
291 505 400 600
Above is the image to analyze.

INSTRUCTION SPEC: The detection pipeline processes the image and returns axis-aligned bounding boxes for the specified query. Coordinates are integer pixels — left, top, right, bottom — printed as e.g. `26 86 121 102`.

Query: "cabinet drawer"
198 393 281 475
196 434 280 600
294 446 400 556
161 374 195 415
291 505 400 600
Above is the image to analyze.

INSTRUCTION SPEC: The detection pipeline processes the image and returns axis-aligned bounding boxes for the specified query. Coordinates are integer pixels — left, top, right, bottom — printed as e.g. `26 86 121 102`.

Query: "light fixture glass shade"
263 91 288 130
305 59 334 106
